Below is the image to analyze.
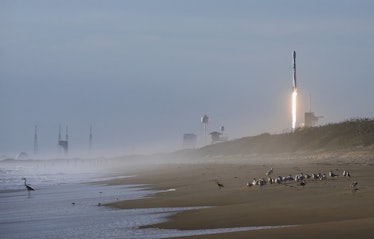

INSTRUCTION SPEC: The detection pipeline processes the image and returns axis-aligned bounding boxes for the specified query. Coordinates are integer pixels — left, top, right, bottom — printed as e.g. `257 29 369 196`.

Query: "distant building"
210 131 228 144
304 112 323 127
183 133 197 148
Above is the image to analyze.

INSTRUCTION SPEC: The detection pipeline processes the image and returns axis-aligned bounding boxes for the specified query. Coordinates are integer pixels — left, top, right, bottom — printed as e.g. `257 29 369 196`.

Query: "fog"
1 1 374 157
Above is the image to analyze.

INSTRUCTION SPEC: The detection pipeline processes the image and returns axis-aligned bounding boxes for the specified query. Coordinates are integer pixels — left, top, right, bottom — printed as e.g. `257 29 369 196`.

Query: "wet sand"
107 150 374 238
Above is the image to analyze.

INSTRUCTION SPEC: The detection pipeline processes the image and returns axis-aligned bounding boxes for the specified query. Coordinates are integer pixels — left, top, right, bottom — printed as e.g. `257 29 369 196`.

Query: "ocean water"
0 158 285 238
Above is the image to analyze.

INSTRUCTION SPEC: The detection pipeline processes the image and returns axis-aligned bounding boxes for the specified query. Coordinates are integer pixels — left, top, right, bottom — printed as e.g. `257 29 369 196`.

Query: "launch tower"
58 125 69 155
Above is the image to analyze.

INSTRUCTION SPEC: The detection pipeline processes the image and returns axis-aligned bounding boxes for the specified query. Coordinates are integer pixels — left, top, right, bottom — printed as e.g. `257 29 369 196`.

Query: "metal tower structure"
89 125 93 153
201 114 209 143
58 125 69 155
33 125 38 155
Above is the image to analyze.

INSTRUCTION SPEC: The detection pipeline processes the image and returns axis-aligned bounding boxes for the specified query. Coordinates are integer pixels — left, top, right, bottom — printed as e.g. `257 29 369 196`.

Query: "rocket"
292 51 297 91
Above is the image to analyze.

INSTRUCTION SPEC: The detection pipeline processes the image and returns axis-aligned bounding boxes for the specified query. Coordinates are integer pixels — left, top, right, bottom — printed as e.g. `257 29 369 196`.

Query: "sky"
1 0 373 157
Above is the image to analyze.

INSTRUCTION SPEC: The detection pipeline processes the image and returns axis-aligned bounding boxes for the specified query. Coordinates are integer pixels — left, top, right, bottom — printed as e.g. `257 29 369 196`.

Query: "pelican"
22 178 35 191
216 181 224 190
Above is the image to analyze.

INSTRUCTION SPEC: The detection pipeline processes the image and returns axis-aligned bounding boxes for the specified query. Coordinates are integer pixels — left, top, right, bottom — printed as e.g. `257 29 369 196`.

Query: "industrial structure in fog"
58 125 69 155
89 125 93 152
210 126 228 143
304 94 323 127
201 114 209 140
34 125 38 155
28 125 95 156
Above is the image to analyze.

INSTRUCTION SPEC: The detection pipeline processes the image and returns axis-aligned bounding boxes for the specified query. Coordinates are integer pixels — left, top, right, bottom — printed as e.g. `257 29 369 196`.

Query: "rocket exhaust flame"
292 89 297 131
291 51 297 131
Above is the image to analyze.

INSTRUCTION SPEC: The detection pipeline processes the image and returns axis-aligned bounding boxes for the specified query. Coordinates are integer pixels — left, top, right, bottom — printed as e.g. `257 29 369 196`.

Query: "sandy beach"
107 150 374 238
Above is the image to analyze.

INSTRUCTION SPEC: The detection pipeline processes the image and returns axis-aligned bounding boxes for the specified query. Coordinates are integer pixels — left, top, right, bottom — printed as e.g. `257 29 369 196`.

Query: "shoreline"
106 151 374 238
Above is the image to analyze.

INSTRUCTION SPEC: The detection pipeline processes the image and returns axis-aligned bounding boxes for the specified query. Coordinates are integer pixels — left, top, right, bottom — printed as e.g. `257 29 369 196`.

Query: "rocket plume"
292 89 297 130
291 50 297 131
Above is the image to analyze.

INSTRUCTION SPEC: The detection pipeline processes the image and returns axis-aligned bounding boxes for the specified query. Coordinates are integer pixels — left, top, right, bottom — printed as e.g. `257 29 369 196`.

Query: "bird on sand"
266 168 273 176
22 178 35 191
350 181 359 192
299 180 306 187
329 170 338 178
216 181 224 190
343 170 351 178
351 181 358 188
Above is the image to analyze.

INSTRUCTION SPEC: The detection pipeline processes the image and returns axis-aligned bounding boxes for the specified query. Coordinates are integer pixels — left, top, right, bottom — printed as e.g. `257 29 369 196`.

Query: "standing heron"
22 178 35 191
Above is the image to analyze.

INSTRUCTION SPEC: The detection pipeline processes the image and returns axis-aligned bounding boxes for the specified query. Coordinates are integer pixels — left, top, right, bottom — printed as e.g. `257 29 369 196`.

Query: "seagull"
267 177 273 184
266 168 273 176
22 178 35 191
350 181 359 192
251 178 257 186
259 178 267 186
299 180 306 187
216 181 224 190
343 170 351 178
351 181 358 188
329 170 338 178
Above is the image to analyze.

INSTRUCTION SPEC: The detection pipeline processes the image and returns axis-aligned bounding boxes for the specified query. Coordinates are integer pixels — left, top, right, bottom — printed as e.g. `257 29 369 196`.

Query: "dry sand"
106 150 374 238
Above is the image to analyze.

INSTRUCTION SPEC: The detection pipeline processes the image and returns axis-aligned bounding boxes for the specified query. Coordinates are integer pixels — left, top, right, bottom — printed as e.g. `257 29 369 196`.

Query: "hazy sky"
1 0 373 156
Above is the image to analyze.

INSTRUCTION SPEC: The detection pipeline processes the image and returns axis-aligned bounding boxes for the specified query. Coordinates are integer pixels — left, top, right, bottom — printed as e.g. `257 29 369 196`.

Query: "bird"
251 178 258 186
299 180 306 187
22 178 35 191
216 181 224 190
343 170 351 178
266 168 273 176
351 181 358 188
350 181 359 192
329 170 338 178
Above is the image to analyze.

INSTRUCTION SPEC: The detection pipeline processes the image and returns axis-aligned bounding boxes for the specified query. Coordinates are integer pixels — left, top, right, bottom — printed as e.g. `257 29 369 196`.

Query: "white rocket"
292 51 297 91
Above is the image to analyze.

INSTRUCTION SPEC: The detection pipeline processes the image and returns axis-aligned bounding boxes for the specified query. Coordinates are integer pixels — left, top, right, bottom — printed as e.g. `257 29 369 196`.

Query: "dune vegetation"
196 118 374 156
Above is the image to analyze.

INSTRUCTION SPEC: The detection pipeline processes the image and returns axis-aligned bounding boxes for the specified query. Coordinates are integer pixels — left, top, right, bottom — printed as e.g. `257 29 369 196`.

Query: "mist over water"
0 157 284 238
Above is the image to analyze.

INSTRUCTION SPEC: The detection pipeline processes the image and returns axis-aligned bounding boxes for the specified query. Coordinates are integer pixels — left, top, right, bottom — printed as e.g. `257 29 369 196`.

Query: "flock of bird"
246 167 359 191
216 167 359 192
22 167 359 195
